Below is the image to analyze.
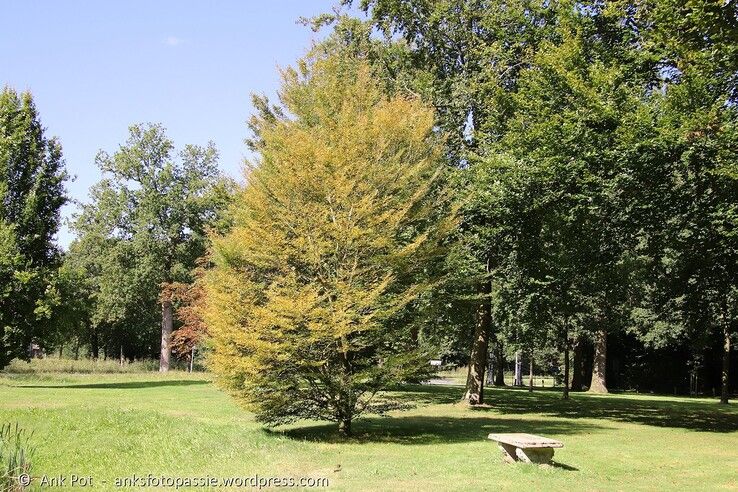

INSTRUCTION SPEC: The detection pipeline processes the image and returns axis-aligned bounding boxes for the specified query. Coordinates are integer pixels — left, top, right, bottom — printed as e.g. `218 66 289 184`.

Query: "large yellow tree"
202 53 450 435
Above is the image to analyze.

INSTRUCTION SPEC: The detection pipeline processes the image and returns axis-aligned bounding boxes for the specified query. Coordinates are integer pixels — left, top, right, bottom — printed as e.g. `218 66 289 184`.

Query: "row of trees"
62 124 233 370
313 0 736 406
204 0 736 433
1 0 735 434
0 89 232 371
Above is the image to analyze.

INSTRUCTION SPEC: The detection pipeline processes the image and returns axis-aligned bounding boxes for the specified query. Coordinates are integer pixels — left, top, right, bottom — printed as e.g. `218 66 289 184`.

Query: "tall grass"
1 358 184 374
436 367 559 387
0 423 34 492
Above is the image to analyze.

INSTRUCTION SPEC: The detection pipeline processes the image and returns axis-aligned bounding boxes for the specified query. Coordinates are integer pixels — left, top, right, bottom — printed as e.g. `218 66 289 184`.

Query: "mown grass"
0 371 736 491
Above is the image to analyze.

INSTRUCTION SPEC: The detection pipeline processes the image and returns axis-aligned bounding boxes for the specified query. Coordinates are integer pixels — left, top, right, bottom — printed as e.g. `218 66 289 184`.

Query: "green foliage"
0 88 68 368
204 53 451 433
69 124 233 360
347 0 561 160
615 0 738 371
343 0 738 399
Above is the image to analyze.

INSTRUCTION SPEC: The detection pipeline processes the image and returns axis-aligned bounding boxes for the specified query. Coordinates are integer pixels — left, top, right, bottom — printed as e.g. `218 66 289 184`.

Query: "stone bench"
488 433 563 464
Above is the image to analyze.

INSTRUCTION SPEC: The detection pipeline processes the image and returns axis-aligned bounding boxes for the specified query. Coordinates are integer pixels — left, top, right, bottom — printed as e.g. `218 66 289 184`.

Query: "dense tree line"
328 0 737 404
65 124 233 369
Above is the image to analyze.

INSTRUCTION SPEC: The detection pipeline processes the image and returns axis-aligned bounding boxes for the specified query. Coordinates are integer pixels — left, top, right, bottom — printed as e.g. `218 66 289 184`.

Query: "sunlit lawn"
1 371 736 491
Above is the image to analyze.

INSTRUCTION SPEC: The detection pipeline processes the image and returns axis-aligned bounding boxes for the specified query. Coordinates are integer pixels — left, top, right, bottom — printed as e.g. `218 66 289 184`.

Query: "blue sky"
1 0 346 248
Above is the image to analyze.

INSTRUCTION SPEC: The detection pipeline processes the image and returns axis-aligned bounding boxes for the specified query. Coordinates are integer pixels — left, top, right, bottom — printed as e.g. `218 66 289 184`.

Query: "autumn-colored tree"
203 53 450 435
167 276 208 369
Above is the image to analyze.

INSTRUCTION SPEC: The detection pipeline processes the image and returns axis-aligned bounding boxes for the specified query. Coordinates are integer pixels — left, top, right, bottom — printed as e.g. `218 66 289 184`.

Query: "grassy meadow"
1 368 736 491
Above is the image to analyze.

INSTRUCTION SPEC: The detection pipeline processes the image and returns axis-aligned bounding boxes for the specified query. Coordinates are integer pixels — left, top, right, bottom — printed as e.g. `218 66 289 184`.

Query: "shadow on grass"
273 415 604 445
472 387 738 433
323 384 738 435
17 380 209 390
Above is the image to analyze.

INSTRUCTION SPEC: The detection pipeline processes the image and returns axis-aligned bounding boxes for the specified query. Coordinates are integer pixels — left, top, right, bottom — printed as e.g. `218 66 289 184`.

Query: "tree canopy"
68 124 232 366
0 88 68 367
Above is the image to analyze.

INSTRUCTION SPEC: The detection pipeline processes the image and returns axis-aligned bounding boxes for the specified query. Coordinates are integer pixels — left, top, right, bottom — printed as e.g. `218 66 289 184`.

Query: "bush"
0 423 34 491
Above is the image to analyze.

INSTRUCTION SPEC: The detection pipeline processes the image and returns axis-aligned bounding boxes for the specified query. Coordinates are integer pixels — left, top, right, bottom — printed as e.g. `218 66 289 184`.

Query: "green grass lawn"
1 372 736 491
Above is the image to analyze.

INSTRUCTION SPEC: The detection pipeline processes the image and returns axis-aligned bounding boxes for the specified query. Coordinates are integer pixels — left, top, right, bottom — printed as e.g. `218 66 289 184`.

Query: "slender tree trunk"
721 324 731 404
58 344 64 358
119 345 124 366
74 341 80 360
563 321 570 400
571 335 584 391
159 299 173 372
589 328 608 393
529 358 534 392
410 325 419 346
189 346 195 373
91 328 99 360
485 359 494 386
494 341 505 386
463 277 492 405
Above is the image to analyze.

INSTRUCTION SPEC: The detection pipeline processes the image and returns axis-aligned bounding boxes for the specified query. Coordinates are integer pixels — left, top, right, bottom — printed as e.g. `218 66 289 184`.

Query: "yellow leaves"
202 53 449 415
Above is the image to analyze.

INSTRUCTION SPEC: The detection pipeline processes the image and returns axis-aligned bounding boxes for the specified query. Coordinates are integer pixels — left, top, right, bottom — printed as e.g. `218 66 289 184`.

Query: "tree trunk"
462 278 492 405
58 344 64 358
571 335 584 391
91 328 99 360
119 345 124 366
338 416 352 436
485 359 494 386
529 358 534 392
514 351 522 386
159 299 173 372
563 338 570 400
589 328 608 393
494 341 505 386
74 340 80 360
721 324 731 404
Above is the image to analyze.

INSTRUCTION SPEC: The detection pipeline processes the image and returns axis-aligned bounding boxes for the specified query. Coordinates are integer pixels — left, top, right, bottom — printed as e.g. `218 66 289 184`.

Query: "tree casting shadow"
274 415 604 445
278 384 737 443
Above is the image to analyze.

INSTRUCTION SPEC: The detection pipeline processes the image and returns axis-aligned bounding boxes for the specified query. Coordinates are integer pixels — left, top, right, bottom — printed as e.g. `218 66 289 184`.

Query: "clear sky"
1 0 344 248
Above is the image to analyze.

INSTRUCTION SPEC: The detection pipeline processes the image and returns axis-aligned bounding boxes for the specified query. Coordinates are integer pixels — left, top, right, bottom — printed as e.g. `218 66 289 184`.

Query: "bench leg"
497 443 519 463
515 447 554 464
